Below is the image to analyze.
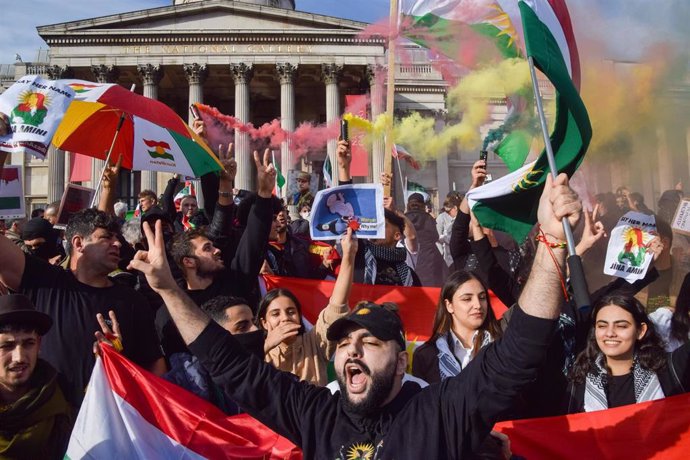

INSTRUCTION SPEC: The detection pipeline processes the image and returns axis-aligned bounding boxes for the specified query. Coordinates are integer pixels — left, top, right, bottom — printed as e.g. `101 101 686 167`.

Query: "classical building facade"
5 0 525 212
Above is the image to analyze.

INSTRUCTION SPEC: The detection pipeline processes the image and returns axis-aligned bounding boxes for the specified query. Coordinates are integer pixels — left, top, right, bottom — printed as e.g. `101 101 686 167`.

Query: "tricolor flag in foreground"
466 0 591 242
66 345 301 459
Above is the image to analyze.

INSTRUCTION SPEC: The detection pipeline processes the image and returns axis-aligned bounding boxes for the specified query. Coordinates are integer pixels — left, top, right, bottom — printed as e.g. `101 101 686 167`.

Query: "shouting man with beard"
129 172 581 459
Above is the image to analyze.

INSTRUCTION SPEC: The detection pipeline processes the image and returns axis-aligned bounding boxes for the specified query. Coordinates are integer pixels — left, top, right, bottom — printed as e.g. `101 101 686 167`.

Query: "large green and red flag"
399 0 522 64
399 0 535 171
466 0 591 242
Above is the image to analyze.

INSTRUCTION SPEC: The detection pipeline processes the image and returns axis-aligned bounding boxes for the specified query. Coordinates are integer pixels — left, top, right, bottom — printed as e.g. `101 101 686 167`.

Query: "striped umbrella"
52 80 222 178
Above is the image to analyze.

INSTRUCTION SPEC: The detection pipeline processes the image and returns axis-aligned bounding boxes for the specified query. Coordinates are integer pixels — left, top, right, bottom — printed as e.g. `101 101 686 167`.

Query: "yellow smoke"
582 56 665 156
344 58 533 160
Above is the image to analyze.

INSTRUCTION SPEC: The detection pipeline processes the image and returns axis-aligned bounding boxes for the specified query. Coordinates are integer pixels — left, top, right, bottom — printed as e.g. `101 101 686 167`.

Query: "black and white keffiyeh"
584 354 665 412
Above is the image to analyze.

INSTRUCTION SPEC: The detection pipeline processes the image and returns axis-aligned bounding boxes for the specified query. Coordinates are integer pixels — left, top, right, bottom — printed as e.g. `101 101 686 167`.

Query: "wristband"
535 232 567 249
218 191 231 197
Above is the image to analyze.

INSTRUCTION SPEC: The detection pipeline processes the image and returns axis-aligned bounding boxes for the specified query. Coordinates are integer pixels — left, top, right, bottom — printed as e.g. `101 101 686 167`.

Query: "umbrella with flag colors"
52 80 222 178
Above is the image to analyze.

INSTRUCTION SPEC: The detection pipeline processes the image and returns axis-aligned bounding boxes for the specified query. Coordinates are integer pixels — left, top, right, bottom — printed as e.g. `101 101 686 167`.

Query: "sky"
2 0 389 64
3 0 688 65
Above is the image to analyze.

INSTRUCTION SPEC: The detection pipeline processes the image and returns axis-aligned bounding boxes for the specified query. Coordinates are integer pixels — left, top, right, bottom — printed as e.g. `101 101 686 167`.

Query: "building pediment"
37 0 369 40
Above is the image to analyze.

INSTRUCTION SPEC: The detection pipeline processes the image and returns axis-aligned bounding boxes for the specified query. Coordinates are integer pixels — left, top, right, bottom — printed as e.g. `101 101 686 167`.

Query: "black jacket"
189 305 556 459
565 340 690 414
157 196 273 357
411 339 442 384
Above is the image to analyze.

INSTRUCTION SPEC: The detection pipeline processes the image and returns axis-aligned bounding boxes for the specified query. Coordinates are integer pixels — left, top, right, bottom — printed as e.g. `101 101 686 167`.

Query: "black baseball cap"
327 303 406 350
0 294 53 336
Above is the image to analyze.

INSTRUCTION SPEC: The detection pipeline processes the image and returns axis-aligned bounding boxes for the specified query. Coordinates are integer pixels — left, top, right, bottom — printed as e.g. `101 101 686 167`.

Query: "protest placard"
671 198 690 236
604 211 657 283
0 165 25 219
55 184 95 229
310 184 384 241
286 170 318 206
0 75 74 159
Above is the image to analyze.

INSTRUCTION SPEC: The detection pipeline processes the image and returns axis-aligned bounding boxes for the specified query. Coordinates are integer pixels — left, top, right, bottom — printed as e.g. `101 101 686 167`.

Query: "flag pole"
394 150 405 199
528 56 590 309
90 83 136 208
383 0 399 197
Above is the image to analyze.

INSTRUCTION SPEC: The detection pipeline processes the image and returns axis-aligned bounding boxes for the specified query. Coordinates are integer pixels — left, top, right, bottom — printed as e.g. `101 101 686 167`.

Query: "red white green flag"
66 345 301 459
400 0 522 63
466 0 591 242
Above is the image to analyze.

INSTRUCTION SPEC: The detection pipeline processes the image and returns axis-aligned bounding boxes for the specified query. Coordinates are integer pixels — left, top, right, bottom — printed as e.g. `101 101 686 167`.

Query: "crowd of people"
2 111 690 459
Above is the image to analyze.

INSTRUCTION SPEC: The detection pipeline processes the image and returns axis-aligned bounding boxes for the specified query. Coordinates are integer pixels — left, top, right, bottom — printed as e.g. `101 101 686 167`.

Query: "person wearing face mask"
20 217 64 265
164 295 265 414
289 204 311 237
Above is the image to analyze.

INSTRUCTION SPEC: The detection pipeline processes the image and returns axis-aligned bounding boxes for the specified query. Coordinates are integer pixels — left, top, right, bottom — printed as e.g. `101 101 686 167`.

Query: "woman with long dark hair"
412 270 503 383
566 292 690 413
257 228 357 386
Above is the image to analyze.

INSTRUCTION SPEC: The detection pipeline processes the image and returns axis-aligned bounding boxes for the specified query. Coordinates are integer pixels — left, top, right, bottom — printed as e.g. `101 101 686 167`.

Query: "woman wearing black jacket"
412 270 502 383
565 293 690 413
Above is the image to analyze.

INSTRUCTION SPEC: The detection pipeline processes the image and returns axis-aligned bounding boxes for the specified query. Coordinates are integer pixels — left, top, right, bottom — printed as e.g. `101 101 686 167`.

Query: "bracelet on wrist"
535 231 567 249
218 191 231 198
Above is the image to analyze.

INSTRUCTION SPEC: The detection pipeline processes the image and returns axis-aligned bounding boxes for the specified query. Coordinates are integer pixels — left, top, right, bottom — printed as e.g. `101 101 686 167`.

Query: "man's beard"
196 260 224 279
337 358 397 417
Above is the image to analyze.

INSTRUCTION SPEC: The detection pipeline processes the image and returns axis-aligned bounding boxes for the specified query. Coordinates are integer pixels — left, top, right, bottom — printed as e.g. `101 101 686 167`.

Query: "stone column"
433 110 450 204
183 63 208 208
230 63 254 191
276 63 298 195
137 64 163 194
46 65 71 203
90 65 120 198
366 64 385 183
322 63 342 187
657 126 674 198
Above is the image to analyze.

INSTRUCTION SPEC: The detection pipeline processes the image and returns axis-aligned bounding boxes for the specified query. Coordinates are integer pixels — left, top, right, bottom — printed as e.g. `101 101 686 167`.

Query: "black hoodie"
188 305 556 459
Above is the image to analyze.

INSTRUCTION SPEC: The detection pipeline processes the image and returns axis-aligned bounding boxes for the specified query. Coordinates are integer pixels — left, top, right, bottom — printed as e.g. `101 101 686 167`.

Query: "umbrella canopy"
52 80 222 178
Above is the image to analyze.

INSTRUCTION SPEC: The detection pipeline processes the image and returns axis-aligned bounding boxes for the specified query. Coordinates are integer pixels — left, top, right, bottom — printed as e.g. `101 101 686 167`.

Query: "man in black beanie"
20 217 64 264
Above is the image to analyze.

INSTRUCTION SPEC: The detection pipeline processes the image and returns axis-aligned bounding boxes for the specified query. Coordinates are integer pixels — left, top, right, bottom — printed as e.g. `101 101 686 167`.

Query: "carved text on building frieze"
123 44 315 55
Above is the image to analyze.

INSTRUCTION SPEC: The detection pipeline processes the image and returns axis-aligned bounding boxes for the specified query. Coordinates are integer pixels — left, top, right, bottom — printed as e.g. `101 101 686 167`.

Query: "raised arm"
130 219 325 447
97 155 122 215
336 139 351 183
228 149 275 290
129 220 210 343
161 174 180 219
384 173 583 458
207 144 237 242
326 228 357 310
0 233 26 291
519 173 581 319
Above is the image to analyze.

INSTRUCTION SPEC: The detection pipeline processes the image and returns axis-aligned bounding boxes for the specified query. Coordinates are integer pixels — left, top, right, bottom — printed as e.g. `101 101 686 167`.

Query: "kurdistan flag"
66 344 301 459
400 0 522 62
400 0 534 172
466 0 591 242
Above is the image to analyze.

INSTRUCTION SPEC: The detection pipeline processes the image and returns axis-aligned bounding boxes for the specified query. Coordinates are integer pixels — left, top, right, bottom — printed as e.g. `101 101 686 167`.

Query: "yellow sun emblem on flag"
485 4 520 51
512 167 543 193
346 442 375 460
